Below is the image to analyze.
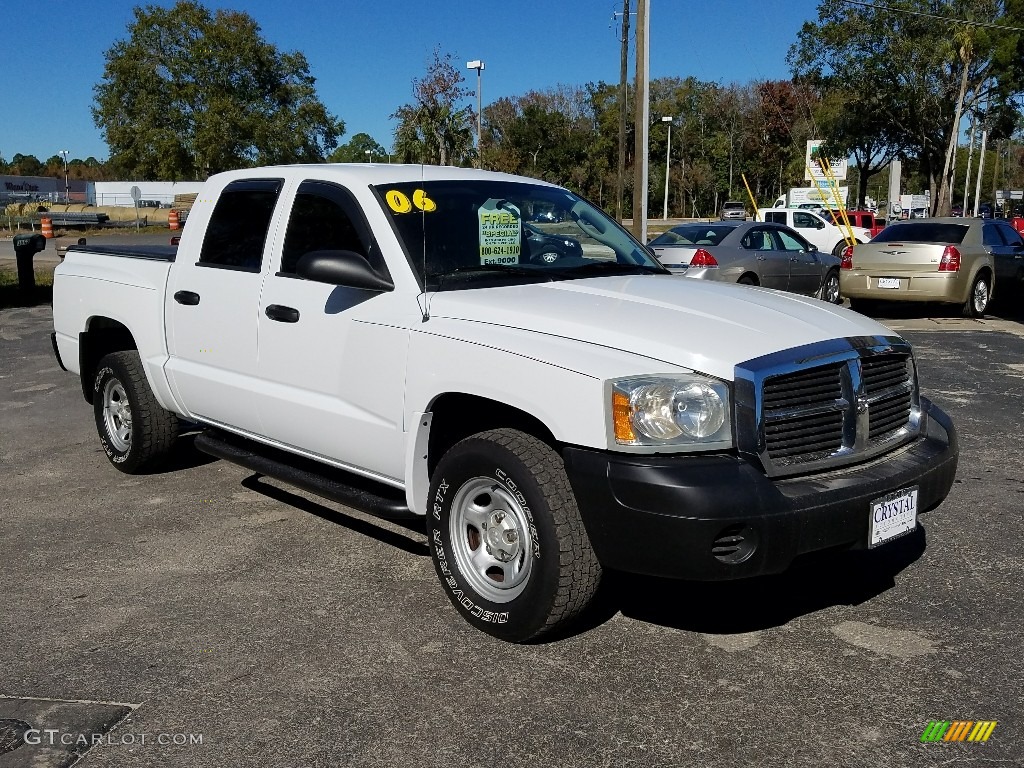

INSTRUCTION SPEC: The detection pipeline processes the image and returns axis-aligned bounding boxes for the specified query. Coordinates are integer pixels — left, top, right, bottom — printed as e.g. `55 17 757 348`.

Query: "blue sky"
7 0 821 164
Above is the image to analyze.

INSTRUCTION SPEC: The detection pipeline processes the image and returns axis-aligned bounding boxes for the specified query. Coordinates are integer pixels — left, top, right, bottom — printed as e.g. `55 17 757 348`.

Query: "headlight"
610 375 732 449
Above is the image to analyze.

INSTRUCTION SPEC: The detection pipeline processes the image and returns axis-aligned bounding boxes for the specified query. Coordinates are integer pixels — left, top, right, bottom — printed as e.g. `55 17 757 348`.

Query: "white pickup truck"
52 165 958 642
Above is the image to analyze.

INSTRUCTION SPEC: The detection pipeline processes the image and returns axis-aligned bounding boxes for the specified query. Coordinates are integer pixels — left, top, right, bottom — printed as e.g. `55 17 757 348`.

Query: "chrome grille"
734 337 921 478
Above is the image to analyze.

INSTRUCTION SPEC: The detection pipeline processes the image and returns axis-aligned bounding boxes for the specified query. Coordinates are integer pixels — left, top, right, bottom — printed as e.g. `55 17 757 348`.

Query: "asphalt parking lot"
1 295 1022 767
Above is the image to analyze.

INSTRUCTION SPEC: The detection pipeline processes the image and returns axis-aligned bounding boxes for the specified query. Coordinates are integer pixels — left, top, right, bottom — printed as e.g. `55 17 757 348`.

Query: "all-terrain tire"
93 351 179 473
426 428 601 642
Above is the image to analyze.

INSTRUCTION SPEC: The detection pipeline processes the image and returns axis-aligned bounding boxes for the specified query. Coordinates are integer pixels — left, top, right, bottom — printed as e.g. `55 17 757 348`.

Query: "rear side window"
872 223 968 244
764 211 786 225
198 179 283 271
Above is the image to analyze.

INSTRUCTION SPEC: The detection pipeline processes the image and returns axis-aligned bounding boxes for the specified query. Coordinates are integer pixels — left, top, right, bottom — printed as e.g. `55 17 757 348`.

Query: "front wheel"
426 429 601 642
93 351 179 473
963 273 991 317
819 269 841 304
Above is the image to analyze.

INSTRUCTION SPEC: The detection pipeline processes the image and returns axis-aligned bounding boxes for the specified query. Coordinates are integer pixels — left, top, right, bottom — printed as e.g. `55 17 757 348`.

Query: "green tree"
328 132 387 163
392 49 474 166
791 0 1024 215
10 154 43 176
93 0 344 180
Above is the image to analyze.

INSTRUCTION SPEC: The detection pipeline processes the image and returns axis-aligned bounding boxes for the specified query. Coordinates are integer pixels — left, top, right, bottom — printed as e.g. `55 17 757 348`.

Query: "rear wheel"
426 428 601 642
93 351 179 473
963 273 991 317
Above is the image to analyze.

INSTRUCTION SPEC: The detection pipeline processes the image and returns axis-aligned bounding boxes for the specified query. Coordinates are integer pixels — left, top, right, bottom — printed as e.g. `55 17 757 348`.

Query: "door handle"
174 290 200 305
265 304 300 323
756 255 766 261
790 257 800 262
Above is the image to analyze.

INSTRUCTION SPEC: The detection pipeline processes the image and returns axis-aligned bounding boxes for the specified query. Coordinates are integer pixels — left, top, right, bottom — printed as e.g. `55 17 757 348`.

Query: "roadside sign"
805 140 848 182
130 185 142 202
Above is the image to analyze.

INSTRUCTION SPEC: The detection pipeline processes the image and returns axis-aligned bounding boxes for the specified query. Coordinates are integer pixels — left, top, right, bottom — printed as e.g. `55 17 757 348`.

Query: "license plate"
869 486 919 547
877 277 900 289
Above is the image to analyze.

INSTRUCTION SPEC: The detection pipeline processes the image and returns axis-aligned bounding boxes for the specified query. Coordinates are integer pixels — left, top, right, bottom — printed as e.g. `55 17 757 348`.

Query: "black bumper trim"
562 398 957 580
50 331 67 371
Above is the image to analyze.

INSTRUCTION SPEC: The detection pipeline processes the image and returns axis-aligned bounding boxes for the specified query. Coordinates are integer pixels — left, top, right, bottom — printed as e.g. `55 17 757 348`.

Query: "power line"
840 0 1024 33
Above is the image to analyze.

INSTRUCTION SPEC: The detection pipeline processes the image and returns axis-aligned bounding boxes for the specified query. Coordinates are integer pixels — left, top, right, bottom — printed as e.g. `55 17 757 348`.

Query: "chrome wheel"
449 476 534 603
822 271 841 303
102 378 132 453
972 278 989 314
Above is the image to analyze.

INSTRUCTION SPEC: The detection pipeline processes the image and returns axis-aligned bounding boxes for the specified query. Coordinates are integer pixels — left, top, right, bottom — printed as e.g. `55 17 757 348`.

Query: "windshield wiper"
429 263 554 291
552 261 667 276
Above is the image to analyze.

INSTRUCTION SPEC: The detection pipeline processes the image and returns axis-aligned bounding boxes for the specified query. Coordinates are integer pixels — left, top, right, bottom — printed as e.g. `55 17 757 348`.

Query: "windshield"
374 180 664 290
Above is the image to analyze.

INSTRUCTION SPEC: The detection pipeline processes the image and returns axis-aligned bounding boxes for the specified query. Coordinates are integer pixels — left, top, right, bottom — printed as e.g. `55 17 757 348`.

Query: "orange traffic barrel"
168 209 180 230
41 217 54 239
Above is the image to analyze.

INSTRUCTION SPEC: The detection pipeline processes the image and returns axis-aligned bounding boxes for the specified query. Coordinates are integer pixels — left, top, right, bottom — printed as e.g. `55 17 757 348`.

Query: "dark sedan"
649 220 842 302
523 222 584 264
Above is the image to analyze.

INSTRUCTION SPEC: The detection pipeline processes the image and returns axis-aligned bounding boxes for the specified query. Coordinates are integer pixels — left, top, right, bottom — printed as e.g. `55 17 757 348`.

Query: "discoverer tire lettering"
426 428 601 642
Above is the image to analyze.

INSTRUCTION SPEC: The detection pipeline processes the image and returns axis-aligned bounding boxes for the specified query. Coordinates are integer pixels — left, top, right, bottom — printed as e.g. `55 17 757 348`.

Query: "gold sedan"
840 218 996 317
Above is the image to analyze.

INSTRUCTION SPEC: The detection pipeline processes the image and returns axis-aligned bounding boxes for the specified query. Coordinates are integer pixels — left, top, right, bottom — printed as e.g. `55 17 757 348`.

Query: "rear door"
165 178 283 433
738 226 789 289
252 180 413 483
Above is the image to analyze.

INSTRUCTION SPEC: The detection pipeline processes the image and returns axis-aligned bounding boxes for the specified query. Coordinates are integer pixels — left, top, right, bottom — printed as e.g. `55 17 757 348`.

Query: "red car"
823 209 886 238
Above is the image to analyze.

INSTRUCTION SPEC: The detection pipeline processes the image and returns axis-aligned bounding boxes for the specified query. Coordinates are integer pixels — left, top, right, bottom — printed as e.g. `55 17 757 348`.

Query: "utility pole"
974 127 988 217
963 117 976 214
615 0 631 223
631 0 649 243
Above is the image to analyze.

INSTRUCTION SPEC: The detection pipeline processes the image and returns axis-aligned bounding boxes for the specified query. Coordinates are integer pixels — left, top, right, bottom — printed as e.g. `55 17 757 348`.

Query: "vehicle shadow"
570 527 927 639
146 433 220 474
239 473 429 557
860 293 1024 324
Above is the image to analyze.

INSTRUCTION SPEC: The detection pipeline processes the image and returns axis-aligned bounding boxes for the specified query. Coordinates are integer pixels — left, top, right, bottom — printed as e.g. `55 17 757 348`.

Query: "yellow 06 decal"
386 188 436 214
412 189 436 212
385 190 413 214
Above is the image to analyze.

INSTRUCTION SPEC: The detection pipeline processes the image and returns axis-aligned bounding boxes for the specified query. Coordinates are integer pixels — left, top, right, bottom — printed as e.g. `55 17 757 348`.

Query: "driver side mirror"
296 250 394 292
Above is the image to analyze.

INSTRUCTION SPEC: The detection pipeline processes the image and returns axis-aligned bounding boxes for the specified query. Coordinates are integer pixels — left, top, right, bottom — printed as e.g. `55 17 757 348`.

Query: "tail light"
938 245 961 272
840 245 854 269
689 248 719 268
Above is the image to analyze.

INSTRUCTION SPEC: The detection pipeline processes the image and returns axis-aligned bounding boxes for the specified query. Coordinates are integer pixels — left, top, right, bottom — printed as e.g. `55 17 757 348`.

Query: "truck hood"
426 276 896 380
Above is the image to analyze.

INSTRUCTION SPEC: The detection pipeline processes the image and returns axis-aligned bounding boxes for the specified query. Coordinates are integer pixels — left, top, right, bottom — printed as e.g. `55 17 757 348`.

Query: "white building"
87 181 205 207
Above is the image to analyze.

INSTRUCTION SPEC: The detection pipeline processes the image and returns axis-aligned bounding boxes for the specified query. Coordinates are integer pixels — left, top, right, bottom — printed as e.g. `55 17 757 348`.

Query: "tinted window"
982 222 1004 246
764 211 787 225
740 228 776 250
650 225 734 246
872 223 968 244
995 220 1023 246
199 179 282 270
281 181 381 275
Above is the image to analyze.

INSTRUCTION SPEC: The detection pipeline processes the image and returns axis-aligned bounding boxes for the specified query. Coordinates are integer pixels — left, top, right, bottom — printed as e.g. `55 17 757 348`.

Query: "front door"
773 228 824 296
252 180 414 484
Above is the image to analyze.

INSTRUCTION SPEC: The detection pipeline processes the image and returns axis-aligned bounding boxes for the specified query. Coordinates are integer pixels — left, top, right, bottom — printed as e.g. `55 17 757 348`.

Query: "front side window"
774 229 812 252
793 212 823 230
374 180 664 290
199 179 282 270
281 181 384 276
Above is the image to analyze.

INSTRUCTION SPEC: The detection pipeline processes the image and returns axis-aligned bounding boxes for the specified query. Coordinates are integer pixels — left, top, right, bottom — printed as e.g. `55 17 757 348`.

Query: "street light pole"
662 116 672 219
59 149 69 202
466 60 485 168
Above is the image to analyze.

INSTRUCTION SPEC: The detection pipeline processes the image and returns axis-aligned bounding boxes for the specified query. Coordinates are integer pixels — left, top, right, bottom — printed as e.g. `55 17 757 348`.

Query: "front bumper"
562 398 957 580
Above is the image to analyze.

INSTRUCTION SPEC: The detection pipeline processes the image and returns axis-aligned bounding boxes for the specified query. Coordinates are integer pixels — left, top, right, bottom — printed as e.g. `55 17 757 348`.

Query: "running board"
194 430 418 520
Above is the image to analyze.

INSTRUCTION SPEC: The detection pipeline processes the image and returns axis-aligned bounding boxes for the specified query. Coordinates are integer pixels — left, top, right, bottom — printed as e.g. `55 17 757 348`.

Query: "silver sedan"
649 220 842 302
